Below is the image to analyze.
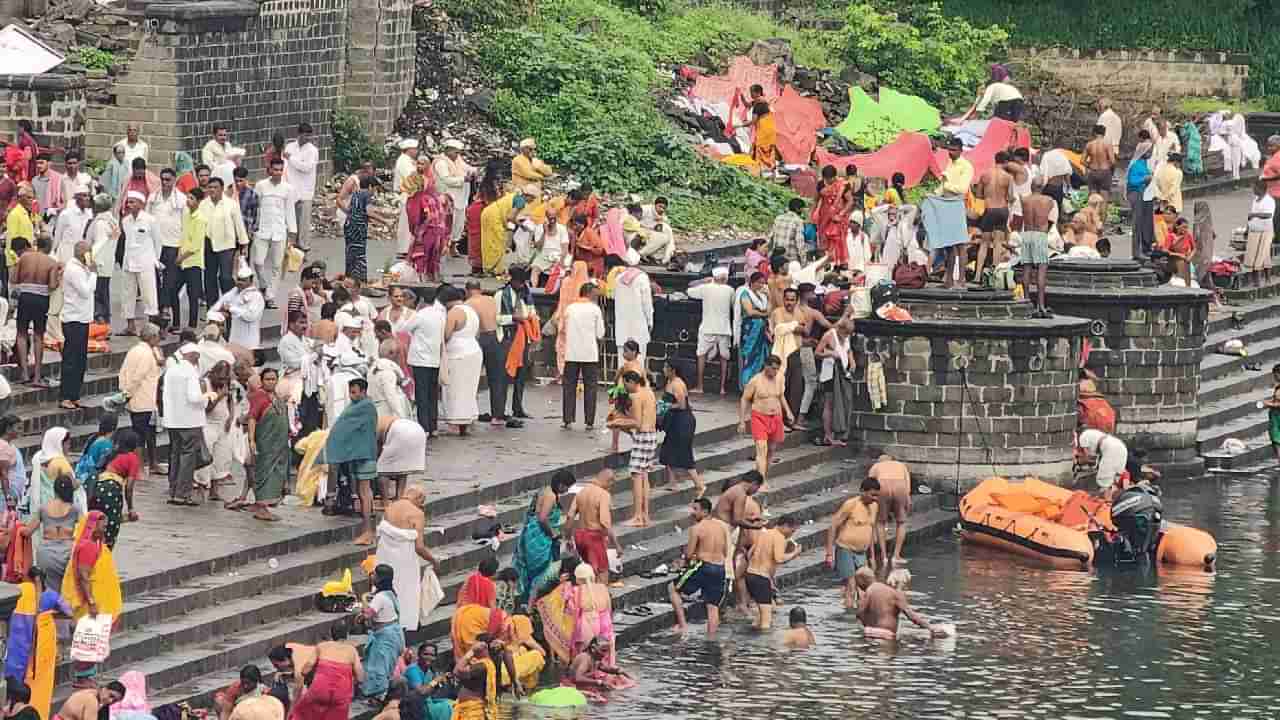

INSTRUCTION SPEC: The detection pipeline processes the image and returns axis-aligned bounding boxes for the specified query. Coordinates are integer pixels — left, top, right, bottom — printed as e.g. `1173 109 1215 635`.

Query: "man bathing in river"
827 477 882 609
855 567 948 639
868 454 911 564
670 497 731 636
745 515 802 630
715 470 765 612
567 469 623 584
781 607 816 649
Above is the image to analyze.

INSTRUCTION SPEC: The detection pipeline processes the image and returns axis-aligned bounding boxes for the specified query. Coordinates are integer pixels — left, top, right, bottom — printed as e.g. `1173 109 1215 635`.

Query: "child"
1265 371 1280 462
609 340 645 453
781 607 817 649
1162 216 1195 287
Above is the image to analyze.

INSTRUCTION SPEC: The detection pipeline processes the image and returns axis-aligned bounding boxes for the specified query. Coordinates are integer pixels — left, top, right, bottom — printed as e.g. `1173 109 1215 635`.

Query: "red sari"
466 197 487 272
405 172 451 280
812 179 850 265
573 226 607 278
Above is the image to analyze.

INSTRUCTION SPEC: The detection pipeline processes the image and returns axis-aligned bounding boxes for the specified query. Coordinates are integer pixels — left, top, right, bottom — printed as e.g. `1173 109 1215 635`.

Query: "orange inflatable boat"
960 477 1217 570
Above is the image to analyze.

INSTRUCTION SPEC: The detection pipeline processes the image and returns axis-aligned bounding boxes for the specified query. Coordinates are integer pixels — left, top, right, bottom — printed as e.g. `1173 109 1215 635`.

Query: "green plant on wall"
332 110 386 174
73 46 117 71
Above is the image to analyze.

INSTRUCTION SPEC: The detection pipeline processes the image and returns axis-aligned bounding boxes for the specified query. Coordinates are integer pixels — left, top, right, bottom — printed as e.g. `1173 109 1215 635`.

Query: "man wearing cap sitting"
120 190 162 338
164 342 213 506
211 266 267 360
433 139 474 250
512 138 553 186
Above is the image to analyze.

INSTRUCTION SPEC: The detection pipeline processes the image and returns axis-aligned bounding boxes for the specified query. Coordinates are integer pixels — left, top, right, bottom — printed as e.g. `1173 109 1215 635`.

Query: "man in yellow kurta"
479 185 538 275
751 101 780 171
512 138 553 186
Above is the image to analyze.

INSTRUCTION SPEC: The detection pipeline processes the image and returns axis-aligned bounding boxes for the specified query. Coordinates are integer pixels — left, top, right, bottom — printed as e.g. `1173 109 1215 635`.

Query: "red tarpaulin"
774 86 827 165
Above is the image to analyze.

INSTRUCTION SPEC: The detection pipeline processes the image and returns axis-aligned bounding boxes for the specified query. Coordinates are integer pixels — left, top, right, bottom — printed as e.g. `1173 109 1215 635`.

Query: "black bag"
869 279 899 312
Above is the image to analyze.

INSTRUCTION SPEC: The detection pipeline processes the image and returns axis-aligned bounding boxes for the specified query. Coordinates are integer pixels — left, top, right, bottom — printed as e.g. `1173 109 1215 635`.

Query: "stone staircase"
1198 295 1280 469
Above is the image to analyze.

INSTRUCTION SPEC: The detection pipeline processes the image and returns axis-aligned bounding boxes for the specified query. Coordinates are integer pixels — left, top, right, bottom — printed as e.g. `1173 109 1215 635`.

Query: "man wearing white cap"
393 139 421 256
211 265 266 354
212 147 246 198
252 156 296 308
433 139 474 248
512 138 553 186
120 190 161 337
202 125 230 169
163 342 211 505
688 267 736 394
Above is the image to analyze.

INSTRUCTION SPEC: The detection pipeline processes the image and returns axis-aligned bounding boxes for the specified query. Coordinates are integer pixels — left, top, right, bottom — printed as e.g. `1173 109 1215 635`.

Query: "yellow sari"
498 615 545 692
450 658 497 720
479 192 518 273
61 511 123 619
292 429 330 507
753 114 779 169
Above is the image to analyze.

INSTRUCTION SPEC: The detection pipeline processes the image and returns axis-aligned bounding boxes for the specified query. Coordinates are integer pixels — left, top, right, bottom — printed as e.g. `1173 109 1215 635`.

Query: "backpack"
869 279 898 312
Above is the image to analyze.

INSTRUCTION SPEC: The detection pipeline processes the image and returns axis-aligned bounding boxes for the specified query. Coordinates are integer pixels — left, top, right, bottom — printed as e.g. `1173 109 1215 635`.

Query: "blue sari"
76 437 112 490
404 664 455 720
736 287 769 390
1182 121 1204 176
360 590 405 698
513 491 562 606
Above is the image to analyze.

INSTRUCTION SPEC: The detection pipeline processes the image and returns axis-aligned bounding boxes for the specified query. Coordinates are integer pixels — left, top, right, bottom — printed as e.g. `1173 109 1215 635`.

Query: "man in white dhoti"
612 265 653 370
376 414 426 501
394 139 420 255
432 139 474 249
440 285 482 434
871 204 923 267
375 485 439 633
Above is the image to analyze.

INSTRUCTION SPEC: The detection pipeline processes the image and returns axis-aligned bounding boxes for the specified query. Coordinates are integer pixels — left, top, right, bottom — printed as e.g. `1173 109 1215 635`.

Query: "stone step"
1202 429 1276 470
1200 330 1280 384
1197 391 1273 431
1197 362 1277 407
53 442 864 708
1196 409 1270 457
1203 306 1280 350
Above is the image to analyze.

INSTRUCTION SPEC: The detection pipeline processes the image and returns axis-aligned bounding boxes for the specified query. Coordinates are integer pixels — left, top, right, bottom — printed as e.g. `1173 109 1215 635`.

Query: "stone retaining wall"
1009 47 1250 99
0 74 87 156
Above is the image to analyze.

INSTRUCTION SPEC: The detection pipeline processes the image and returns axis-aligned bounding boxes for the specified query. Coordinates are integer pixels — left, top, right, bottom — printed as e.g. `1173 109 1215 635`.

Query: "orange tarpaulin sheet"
774 86 826 165
814 131 938 187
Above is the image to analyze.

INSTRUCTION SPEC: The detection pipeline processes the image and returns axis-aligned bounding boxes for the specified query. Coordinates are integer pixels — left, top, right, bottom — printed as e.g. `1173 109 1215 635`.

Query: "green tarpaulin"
834 87 940 150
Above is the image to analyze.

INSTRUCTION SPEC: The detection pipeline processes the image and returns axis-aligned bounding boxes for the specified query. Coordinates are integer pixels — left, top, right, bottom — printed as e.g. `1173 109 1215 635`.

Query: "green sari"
513 490 563 607
253 393 290 503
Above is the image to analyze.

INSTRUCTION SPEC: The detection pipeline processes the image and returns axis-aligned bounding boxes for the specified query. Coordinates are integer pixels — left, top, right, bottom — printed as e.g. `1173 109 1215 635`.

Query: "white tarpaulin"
0 24 64 75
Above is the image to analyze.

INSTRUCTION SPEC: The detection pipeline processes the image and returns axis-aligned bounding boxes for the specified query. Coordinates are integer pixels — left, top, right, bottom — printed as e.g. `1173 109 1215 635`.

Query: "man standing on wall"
253 157 296 309
284 122 318 252
203 125 230 168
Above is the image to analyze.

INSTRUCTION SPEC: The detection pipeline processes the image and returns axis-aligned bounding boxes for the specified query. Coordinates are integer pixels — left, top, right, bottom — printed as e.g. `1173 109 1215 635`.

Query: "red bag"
3 514 32 584
893 260 928 289
1078 397 1117 434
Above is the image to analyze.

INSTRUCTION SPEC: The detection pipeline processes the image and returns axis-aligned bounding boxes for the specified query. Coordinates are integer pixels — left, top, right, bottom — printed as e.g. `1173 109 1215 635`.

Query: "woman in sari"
22 475 81 594
0 414 26 514
360 564 405 699
75 415 116 491
553 261 591 376
339 175 393 283
4 567 70 719
243 368 289 522
402 643 454 720
62 510 123 687
90 429 141 549
513 470 574 607
733 273 771 390
377 287 417 399
479 188 522 275
1182 120 1203 176
566 562 616 664
450 640 498 720
405 161 451 283
27 428 79 551
812 166 850 267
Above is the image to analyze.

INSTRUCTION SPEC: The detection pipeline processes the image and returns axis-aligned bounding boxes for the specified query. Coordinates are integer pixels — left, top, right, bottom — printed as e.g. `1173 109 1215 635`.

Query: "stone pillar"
344 0 415 139
1039 259 1211 478
849 290 1090 492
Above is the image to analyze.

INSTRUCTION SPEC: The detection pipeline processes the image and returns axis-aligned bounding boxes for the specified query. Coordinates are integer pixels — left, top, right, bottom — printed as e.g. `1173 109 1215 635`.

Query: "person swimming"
855 567 948 640
781 607 816 649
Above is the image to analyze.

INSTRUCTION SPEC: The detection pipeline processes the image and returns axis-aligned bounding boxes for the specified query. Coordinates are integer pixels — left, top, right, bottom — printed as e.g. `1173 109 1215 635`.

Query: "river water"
563 473 1280 720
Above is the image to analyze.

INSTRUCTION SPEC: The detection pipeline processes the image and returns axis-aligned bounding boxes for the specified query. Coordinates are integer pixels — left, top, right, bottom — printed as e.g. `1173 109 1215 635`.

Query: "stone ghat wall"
82 0 413 175
0 74 86 156
1009 47 1250 99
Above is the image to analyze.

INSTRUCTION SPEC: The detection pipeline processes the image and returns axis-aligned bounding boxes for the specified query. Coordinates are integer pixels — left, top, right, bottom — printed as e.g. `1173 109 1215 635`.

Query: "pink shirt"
1266 151 1280 199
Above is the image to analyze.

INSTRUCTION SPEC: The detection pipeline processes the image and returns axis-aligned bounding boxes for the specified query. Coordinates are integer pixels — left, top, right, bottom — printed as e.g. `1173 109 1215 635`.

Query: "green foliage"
832 2 1008 113
435 0 526 29
73 46 117 71
653 4 839 70
84 158 106 177
1175 97 1267 115
331 110 386 175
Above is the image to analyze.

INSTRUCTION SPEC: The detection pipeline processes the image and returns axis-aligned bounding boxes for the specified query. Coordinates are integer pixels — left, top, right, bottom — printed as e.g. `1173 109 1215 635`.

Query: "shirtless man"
465 280 515 428
567 637 630 691
714 470 765 611
55 682 126 720
268 642 315 704
382 484 439 567
868 455 910 563
781 607 817 649
855 567 947 639
1019 177 1058 318
566 469 622 584
793 283 832 424
974 151 1013 279
607 370 657 527
826 477 883 609
766 255 790 310
669 497 731 636
12 235 60 386
1083 124 1118 219
739 354 793 483
290 619 366 719
745 515 801 630
1005 148 1032 231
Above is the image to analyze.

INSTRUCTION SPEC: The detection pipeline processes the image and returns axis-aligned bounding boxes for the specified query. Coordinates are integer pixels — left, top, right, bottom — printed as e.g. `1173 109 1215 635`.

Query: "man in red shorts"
566 469 622 584
868 454 912 564
739 354 793 486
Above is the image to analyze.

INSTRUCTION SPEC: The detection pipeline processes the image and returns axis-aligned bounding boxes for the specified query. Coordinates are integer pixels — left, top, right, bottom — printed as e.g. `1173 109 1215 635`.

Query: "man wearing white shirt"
164 343 211 506
211 267 266 351
432 139 473 247
146 168 186 329
60 152 95 203
87 193 119 322
117 125 149 167
393 138 420 255
212 147 245 197
201 176 250 307
612 261 653 369
59 241 95 409
688 267 736 395
561 282 605 429
52 185 93 263
202 125 229 169
1096 98 1122 155
252 157 296 307
120 190 162 336
529 213 569 280
283 122 318 252
402 288 447 436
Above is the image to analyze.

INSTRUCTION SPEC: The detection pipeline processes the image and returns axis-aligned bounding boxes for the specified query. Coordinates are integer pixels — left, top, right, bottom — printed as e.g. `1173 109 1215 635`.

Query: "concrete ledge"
0 74 87 91
857 315 1091 339
144 0 258 20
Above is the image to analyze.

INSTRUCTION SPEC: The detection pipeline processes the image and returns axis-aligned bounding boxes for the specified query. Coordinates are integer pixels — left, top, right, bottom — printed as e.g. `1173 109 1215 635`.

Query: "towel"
323 397 378 464
375 520 424 632
920 195 969 251
867 359 886 411
771 320 801 376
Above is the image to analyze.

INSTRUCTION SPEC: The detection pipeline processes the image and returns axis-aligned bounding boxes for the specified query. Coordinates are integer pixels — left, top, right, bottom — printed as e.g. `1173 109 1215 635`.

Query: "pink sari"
406 167 451 279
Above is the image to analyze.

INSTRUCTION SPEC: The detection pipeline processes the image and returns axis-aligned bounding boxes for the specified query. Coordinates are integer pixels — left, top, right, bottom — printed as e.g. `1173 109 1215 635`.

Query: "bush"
331 110 387 175
833 2 1008 113
73 46 116 71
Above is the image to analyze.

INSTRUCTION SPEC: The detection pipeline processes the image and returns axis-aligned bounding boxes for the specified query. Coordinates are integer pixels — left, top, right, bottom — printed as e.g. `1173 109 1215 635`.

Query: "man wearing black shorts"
745 515 802 630
669 498 730 636
11 236 58 387
974 152 1014 281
